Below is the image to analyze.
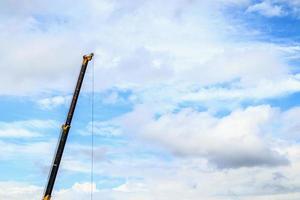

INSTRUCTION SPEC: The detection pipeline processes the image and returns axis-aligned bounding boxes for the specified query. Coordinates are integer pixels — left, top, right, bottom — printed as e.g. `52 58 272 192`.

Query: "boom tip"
83 53 94 61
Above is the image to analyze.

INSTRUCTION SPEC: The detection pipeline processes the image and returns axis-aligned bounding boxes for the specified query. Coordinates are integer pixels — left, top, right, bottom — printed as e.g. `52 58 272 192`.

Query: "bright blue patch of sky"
0 156 46 184
0 96 59 122
224 3 300 42
267 92 300 110
246 15 300 42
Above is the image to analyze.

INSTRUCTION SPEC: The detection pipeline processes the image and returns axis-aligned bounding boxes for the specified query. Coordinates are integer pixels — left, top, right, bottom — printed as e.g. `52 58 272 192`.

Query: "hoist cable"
90 55 95 200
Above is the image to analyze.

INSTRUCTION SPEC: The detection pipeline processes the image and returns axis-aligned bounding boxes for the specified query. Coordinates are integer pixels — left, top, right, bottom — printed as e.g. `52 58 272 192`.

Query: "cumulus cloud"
103 105 291 168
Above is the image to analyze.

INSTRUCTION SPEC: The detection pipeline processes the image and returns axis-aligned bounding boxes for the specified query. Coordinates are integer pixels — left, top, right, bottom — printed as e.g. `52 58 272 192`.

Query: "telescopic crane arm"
42 53 94 200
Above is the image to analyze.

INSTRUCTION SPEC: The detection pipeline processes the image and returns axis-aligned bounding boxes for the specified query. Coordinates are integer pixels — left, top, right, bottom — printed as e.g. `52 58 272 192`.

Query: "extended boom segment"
43 53 94 200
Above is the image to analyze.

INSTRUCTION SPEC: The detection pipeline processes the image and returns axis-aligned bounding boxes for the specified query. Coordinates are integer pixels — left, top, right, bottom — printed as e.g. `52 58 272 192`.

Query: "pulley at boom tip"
83 53 94 61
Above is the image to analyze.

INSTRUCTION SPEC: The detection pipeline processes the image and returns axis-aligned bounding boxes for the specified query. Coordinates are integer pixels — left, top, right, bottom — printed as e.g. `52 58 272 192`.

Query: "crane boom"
42 53 94 200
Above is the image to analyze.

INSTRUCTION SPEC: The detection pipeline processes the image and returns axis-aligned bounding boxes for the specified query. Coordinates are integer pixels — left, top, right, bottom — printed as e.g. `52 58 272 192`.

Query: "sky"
2 0 300 199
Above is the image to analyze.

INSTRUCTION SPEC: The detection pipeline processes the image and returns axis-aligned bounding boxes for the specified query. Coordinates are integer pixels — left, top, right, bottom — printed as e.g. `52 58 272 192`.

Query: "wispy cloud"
37 95 71 109
247 1 285 17
0 120 57 138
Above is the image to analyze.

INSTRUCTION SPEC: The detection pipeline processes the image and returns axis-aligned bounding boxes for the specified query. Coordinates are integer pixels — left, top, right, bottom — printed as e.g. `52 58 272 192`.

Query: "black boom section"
43 53 94 200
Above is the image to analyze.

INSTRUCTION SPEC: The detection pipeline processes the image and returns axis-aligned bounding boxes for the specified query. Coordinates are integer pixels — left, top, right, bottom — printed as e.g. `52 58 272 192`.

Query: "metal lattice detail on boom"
42 53 94 200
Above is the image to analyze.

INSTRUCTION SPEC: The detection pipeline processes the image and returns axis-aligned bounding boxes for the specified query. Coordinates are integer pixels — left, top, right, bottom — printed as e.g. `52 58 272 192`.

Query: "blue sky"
2 0 300 199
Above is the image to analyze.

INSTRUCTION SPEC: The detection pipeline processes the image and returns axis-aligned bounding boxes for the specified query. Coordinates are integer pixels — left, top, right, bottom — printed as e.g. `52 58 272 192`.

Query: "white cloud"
0 121 299 199
113 181 148 193
102 91 122 105
247 1 285 17
115 105 289 168
181 75 300 101
0 128 39 138
127 73 300 115
244 0 300 17
278 106 300 140
71 182 98 193
0 139 55 168
0 182 42 200
0 119 56 138
83 121 122 137
3 156 300 200
37 95 71 109
0 0 296 98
